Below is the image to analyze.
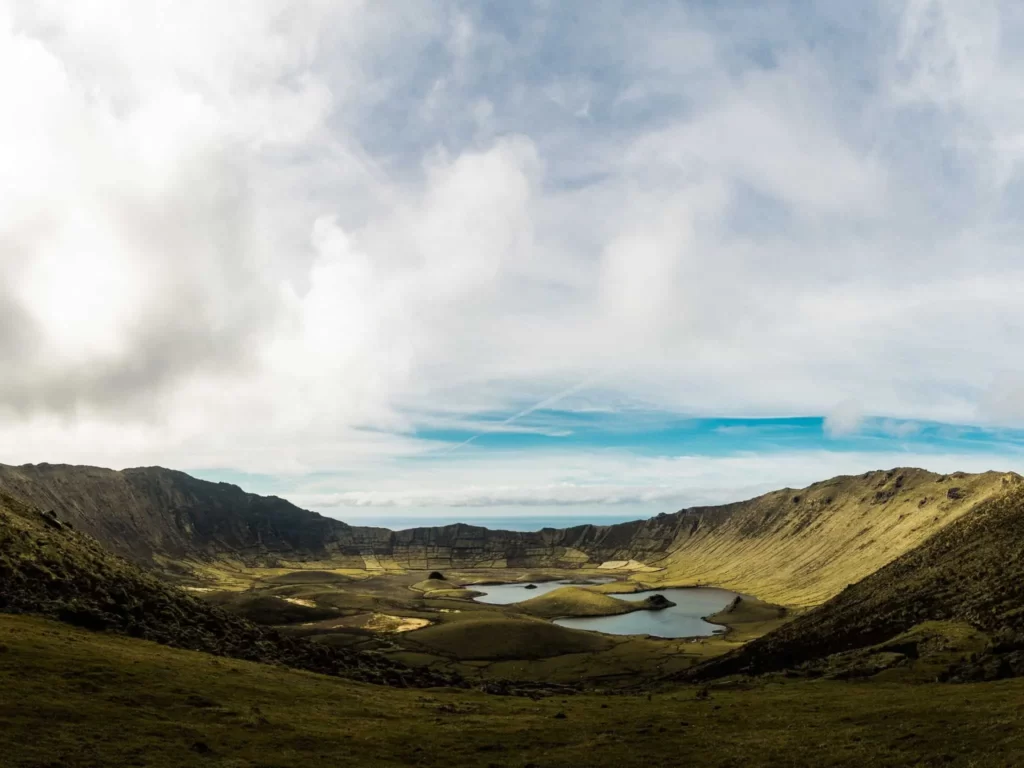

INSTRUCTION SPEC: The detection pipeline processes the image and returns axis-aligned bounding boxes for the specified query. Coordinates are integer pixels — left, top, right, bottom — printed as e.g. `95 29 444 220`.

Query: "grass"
263 570 355 585
642 469 1015 606
0 493 457 688
165 567 791 688
202 592 343 625
690 481 1024 682
410 578 452 593
5 613 1024 767
400 616 615 660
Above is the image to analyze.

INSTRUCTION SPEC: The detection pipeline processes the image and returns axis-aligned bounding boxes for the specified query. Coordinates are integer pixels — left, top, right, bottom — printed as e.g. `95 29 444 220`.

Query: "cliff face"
0 463 682 571
0 463 1015 607
0 464 383 569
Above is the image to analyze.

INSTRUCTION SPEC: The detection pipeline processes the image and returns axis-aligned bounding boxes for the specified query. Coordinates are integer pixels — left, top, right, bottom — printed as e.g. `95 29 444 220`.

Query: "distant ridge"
0 463 1014 608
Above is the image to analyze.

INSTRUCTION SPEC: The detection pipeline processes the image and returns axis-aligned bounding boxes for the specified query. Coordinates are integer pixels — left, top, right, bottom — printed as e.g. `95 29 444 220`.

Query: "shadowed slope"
0 492 454 688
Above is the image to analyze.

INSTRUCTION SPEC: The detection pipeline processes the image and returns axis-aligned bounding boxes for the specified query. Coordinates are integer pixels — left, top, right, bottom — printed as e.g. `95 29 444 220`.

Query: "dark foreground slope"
0 492 454 688
5 612 1024 768
691 475 1024 682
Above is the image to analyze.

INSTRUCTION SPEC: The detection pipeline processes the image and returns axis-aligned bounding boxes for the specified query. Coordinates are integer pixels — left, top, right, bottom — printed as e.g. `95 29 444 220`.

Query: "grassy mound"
707 595 786 624
516 586 639 619
0 493 455 688
404 617 614 660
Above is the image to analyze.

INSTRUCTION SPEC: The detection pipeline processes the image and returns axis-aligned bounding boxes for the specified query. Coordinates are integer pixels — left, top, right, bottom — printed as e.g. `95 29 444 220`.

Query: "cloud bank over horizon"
4 1 1024 520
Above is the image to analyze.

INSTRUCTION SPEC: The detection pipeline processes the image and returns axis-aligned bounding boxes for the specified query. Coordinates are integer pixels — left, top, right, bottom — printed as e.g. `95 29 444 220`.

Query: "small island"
640 593 675 611
515 587 676 619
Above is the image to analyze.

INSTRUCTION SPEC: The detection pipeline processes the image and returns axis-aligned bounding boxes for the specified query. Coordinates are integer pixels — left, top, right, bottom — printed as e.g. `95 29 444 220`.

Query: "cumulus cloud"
3 1 1024 511
824 400 864 438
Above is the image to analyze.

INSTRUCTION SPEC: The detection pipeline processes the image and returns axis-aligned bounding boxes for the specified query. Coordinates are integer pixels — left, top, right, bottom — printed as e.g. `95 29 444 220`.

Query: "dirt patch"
364 614 432 633
598 560 657 572
282 597 317 608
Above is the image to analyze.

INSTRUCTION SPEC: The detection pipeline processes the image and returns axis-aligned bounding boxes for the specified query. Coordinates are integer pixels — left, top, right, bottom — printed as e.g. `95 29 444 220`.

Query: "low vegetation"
691 477 1024 682
9 464 1024 765
402 616 615 660
202 592 343 625
4 613 1024 767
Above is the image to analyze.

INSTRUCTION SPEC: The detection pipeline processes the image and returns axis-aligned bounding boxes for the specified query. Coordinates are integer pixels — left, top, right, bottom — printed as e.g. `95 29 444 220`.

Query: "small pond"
471 579 737 639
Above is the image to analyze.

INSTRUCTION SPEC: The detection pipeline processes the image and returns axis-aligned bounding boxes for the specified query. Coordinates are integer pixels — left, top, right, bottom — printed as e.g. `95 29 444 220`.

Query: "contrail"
438 372 610 455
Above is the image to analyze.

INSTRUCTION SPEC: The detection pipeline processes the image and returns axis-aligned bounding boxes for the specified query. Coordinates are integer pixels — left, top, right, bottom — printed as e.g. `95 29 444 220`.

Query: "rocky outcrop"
640 594 675 611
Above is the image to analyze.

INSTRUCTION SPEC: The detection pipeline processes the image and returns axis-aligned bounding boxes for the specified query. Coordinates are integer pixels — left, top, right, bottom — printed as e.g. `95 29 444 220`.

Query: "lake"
471 580 737 639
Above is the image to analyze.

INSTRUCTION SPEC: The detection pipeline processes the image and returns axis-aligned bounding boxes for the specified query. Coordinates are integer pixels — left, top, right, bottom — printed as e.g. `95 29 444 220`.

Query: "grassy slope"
647 468 1013 606
691 478 1024 681
0 492 453 688
4 613 1024 767
202 592 344 625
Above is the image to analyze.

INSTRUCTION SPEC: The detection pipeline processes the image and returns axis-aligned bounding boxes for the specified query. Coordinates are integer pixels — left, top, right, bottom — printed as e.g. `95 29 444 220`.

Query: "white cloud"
3 1 1024 511
824 400 864 438
978 373 1024 427
879 419 924 438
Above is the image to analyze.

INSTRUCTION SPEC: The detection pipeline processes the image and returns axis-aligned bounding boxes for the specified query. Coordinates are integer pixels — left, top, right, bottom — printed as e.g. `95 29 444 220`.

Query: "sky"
4 1 1024 529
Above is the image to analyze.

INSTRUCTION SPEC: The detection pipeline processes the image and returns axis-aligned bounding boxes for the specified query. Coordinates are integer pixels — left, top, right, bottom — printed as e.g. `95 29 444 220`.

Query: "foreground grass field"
4 613 1024 768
